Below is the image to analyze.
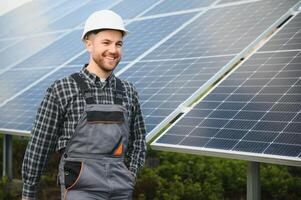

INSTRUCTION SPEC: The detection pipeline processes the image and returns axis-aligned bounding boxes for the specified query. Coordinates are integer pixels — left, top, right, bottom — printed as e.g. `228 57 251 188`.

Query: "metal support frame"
2 134 13 180
247 161 260 200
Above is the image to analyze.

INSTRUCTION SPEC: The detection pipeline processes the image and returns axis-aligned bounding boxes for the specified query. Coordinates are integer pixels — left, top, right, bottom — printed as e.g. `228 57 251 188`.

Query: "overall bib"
59 73 135 200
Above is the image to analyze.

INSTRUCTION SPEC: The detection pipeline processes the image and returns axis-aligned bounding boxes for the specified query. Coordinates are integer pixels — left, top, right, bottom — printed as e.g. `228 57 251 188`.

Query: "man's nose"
107 44 118 53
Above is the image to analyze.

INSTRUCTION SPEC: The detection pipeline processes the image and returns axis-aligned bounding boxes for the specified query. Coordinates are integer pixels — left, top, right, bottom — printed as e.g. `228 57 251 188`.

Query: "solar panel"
0 65 82 132
217 0 256 5
39 0 89 24
119 56 233 132
14 30 84 68
0 0 63 25
37 0 117 33
111 0 159 19
0 39 21 52
152 12 301 166
18 0 89 36
119 0 300 136
0 32 59 69
0 68 54 103
145 0 299 60
68 52 90 65
123 13 197 62
259 12 301 51
0 0 65 37
142 0 216 16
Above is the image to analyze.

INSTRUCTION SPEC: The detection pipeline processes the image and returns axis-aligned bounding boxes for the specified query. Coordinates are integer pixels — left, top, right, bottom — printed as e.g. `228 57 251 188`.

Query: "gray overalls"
59 73 135 200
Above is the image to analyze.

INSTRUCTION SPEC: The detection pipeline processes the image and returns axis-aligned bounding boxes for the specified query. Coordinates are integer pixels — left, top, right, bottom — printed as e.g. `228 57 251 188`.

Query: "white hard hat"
81 10 128 40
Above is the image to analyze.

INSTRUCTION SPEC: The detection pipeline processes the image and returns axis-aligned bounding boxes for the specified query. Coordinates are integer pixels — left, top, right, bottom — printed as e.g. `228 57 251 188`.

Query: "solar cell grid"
122 12 197 62
0 32 59 69
0 66 82 131
40 0 89 25
142 0 216 16
14 30 84 68
0 39 20 52
38 0 116 33
217 0 256 5
153 16 301 162
21 0 89 35
120 55 233 132
121 1 298 136
0 0 65 37
111 0 159 19
259 13 301 51
69 52 90 65
145 0 299 60
0 68 53 103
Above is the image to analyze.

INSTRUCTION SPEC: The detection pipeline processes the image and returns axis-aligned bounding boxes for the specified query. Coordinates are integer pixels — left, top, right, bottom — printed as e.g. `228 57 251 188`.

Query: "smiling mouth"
104 54 119 61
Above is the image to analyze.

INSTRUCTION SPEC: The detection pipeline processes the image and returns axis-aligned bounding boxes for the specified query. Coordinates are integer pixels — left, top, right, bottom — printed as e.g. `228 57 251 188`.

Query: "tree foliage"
0 136 300 200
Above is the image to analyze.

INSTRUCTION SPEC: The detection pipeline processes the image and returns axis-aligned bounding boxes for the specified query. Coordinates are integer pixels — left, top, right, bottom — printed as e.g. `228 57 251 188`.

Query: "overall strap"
114 77 124 105
71 73 95 104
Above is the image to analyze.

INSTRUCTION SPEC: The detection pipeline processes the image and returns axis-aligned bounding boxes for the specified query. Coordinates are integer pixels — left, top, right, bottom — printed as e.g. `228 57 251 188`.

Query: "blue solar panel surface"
0 66 82 131
119 56 233 131
40 0 89 25
0 68 52 103
153 12 301 161
0 0 65 37
145 0 299 59
217 0 255 5
0 0 57 27
14 30 83 68
259 13 301 51
142 0 215 16
22 0 89 35
38 0 116 33
119 0 300 132
111 0 159 19
123 13 197 62
12 0 88 36
0 39 20 52
0 32 59 69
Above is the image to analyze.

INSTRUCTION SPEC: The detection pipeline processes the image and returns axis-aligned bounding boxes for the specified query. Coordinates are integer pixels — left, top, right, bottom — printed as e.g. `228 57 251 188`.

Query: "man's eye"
117 43 123 47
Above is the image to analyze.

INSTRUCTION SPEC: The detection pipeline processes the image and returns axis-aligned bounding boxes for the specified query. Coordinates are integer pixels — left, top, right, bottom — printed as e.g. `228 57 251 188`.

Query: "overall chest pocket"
79 110 128 155
87 111 124 124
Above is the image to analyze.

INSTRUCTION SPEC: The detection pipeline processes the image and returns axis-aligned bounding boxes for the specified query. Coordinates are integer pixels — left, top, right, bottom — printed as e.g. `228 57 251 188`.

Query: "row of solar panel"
1 0 231 38
0 0 300 136
0 0 255 71
1 0 259 35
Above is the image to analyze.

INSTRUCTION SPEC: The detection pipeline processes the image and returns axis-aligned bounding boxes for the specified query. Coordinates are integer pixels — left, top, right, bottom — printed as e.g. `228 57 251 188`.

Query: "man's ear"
85 39 93 53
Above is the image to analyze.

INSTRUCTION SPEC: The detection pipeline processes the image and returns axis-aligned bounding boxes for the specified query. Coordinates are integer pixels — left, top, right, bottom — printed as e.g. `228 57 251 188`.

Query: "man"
22 10 146 200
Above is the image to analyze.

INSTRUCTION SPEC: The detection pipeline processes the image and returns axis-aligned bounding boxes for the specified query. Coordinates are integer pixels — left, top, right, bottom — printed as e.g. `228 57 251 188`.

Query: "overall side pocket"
64 161 83 190
122 163 136 184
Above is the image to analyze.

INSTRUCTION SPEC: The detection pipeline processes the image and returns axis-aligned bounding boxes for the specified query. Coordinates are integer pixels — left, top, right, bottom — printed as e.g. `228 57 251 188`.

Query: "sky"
0 0 32 15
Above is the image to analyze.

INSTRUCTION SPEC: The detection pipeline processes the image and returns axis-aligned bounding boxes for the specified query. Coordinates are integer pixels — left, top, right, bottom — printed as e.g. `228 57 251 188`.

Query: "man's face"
85 29 123 73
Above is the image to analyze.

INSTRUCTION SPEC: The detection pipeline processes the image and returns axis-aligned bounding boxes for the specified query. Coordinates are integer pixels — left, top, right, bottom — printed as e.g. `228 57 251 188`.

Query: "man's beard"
92 55 120 73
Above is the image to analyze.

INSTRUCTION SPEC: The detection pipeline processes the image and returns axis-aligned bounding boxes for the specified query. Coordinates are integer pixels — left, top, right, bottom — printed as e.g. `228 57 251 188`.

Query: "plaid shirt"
22 66 146 199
